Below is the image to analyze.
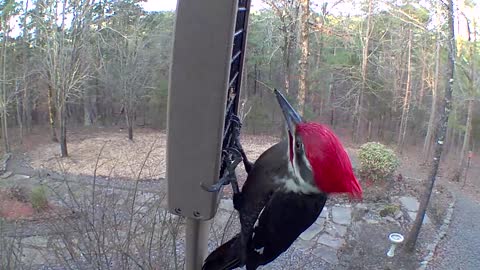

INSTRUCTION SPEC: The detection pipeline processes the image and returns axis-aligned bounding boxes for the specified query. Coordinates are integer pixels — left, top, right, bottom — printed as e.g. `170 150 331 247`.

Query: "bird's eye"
295 141 302 150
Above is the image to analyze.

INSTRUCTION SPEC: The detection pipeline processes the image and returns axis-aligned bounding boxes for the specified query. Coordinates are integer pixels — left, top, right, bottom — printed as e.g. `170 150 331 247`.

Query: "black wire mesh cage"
220 0 251 177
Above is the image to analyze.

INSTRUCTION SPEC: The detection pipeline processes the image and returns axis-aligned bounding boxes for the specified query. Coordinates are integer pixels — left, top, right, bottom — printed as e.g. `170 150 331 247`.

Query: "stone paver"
299 223 324 241
315 217 326 227
317 233 345 249
332 206 352 225
399 196 419 212
407 211 430 224
295 239 315 251
320 206 329 218
325 224 347 237
315 244 339 265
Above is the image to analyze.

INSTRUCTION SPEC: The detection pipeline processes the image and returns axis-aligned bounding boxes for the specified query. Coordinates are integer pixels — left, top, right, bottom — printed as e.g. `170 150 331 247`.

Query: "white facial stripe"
302 151 312 171
278 166 319 194
293 147 301 175
283 137 318 194
287 137 296 173
284 177 319 193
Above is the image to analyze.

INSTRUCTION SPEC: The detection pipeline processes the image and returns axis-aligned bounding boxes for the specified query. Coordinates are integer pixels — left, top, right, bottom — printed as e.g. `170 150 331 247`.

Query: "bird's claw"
229 114 242 129
227 115 253 174
201 114 251 194
224 147 242 169
201 175 229 192
201 147 243 193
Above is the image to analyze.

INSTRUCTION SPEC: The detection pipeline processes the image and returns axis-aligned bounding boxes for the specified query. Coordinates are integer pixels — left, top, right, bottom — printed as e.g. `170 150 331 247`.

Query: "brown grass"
28 129 167 180
22 127 480 203
25 128 279 181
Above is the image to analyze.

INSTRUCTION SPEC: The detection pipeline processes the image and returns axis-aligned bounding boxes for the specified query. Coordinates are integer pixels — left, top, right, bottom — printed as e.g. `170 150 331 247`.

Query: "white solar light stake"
387 233 404 257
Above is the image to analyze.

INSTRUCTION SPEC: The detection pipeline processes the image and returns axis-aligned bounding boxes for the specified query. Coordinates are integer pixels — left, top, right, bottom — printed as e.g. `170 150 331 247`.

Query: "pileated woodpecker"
202 89 362 270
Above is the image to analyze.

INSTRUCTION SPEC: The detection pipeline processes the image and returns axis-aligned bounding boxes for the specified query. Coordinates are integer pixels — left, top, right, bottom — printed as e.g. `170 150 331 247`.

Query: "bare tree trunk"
449 125 457 156
126 108 133 141
283 28 293 95
22 0 31 134
254 63 258 95
239 64 252 123
267 1 299 95
10 27 23 144
418 53 427 106
456 126 463 156
23 82 32 133
15 80 23 143
329 74 335 127
404 0 456 251
456 18 477 181
456 99 474 179
284 57 291 94
378 114 385 139
353 0 373 143
0 116 8 153
297 0 310 114
59 103 68 157
423 5 442 160
47 83 59 142
1 23 10 153
367 120 372 141
443 122 453 157
398 30 413 152
84 95 91 126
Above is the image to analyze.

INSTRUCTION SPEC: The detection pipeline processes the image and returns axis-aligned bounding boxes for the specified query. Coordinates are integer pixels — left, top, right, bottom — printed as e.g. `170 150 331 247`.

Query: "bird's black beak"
274 89 304 135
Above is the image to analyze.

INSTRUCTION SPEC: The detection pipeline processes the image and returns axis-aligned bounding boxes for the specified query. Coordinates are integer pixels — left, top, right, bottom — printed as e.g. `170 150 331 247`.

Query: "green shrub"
358 142 399 182
379 205 400 217
30 186 48 211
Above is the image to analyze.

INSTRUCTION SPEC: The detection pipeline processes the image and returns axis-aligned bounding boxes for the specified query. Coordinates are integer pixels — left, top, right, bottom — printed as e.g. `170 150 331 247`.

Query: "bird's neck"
280 161 321 194
274 141 321 194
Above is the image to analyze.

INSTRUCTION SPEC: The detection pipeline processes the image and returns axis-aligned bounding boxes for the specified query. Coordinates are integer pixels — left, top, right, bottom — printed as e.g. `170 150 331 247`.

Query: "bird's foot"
201 147 242 194
229 115 253 174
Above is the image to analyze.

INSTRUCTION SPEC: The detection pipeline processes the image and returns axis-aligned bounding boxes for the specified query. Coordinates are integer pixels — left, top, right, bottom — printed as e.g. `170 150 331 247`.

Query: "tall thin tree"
353 0 373 143
297 0 310 114
456 17 476 182
398 29 413 152
404 0 457 251
423 2 442 160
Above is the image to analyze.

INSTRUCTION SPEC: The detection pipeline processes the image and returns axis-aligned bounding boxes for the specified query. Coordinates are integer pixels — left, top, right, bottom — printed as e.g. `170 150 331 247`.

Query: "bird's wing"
246 191 328 269
201 235 242 270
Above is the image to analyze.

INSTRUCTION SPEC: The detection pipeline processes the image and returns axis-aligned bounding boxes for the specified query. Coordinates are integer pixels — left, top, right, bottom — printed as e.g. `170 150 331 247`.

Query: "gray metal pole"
184 218 211 270
167 1 245 269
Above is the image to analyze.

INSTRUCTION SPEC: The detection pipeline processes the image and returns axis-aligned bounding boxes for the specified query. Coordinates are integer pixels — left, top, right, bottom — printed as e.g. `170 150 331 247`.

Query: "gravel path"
428 193 480 270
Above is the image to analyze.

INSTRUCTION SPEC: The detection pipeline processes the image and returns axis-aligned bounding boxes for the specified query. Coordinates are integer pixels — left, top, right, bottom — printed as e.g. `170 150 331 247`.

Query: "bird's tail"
202 235 242 270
